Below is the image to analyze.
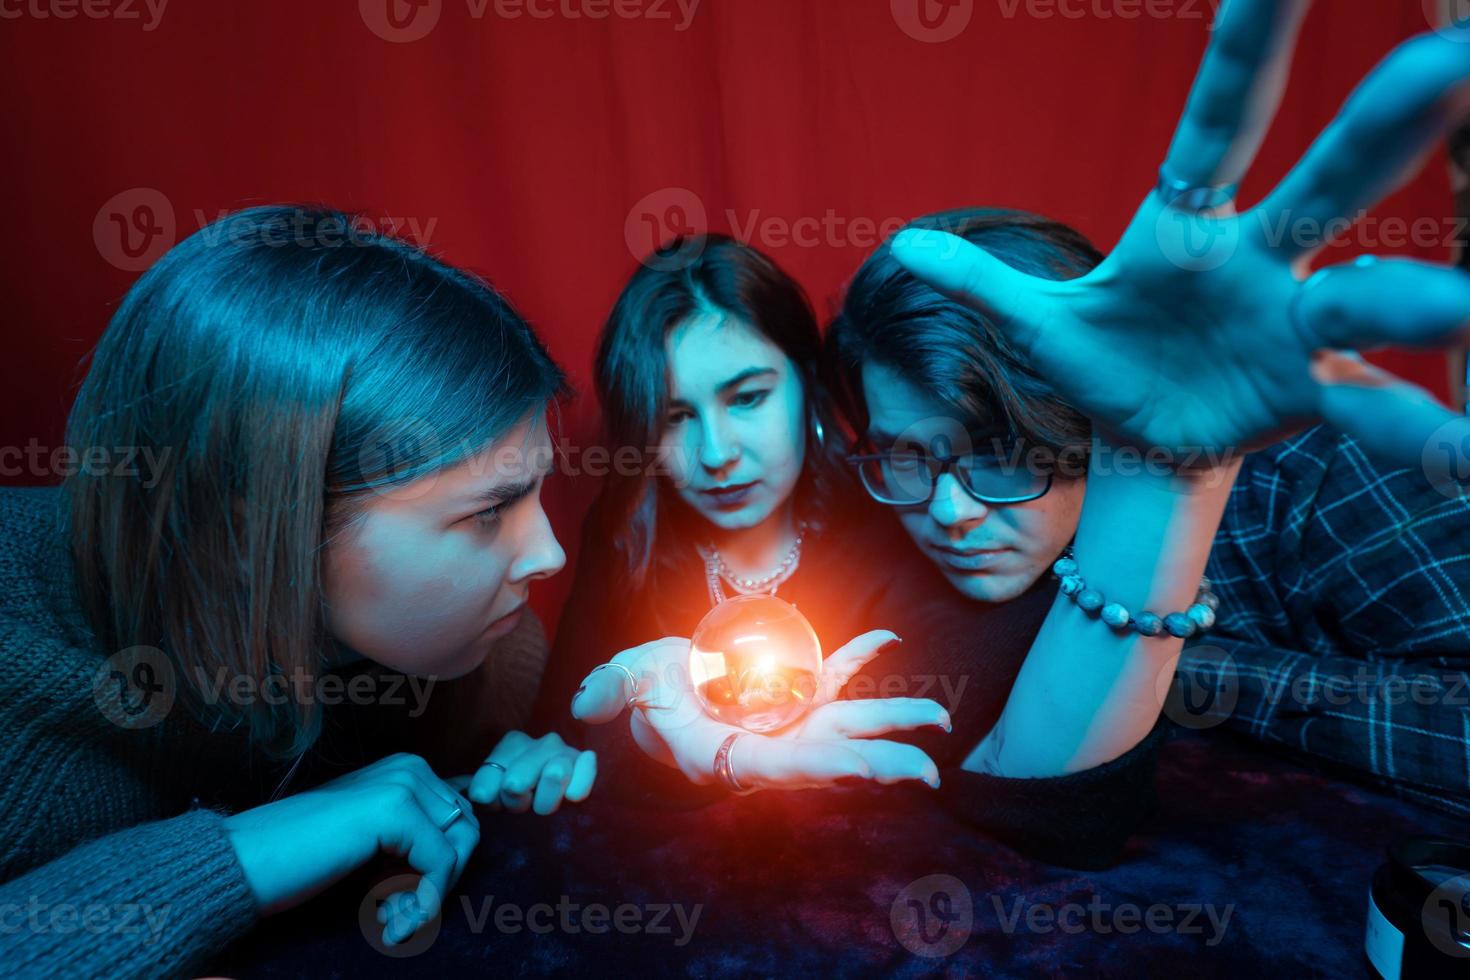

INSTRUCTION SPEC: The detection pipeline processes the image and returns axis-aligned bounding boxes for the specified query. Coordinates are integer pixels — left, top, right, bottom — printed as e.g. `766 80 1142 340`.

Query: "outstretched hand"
571 631 948 792
891 0 1470 470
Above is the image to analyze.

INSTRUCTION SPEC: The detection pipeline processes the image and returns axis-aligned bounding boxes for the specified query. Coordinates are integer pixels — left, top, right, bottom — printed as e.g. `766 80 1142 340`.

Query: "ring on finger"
713 732 755 795
1156 167 1238 212
589 662 651 709
437 802 465 832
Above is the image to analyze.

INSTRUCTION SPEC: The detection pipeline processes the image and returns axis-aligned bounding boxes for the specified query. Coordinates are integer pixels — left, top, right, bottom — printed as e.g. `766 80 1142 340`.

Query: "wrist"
1087 434 1242 493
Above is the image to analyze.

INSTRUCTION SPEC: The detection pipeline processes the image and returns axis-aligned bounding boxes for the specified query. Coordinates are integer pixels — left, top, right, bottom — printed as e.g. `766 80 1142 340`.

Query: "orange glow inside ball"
688 595 823 733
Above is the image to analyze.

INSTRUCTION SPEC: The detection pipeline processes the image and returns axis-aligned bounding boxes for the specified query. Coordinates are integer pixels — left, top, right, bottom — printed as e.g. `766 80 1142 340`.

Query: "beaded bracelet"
1052 546 1219 639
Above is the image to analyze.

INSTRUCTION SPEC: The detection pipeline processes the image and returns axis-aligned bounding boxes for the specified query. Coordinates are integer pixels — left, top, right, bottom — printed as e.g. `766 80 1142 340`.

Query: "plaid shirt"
1178 425 1470 816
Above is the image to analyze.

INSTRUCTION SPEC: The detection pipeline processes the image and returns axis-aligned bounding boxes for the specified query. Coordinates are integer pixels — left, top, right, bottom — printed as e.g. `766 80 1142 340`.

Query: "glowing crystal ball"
689 595 824 733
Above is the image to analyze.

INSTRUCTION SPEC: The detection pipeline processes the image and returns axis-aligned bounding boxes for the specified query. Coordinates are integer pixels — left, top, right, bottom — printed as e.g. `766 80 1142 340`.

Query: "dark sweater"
0 486 545 977
536 498 1163 870
0 487 259 977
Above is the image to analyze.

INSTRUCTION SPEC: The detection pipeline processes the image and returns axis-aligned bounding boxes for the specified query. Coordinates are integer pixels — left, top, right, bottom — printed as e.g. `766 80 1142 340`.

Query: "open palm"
892 0 1470 462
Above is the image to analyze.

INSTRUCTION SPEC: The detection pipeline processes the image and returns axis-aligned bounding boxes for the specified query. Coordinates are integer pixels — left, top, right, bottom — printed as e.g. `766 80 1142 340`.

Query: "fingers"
886 229 1045 351
563 750 598 804
570 639 688 725
799 698 951 741
1310 349 1467 476
841 740 942 788
1161 0 1311 188
530 750 576 816
735 737 871 790
1261 28 1470 251
815 630 901 706
733 737 940 790
498 736 571 813
1293 258 1470 351
468 730 532 805
372 798 460 929
386 770 478 887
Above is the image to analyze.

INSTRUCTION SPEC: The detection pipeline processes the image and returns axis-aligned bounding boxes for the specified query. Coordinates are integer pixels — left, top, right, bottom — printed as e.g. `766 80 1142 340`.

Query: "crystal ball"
688 595 823 733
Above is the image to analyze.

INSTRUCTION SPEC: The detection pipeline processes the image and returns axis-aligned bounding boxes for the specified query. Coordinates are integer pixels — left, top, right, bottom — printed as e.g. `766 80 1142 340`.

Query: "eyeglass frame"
845 448 1054 507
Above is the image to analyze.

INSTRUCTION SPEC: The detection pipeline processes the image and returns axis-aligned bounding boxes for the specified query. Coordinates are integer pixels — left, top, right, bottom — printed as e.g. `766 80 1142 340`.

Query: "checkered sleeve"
1178 426 1470 815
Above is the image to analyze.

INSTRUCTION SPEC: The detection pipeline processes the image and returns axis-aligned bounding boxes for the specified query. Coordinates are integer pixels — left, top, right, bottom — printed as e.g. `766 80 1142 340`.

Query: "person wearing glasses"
829 204 1470 819
533 232 1175 867
557 1 1470 862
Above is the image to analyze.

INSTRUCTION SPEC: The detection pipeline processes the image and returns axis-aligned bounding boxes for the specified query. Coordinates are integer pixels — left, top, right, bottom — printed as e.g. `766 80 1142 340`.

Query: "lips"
485 603 526 640
930 544 1010 572
699 481 759 510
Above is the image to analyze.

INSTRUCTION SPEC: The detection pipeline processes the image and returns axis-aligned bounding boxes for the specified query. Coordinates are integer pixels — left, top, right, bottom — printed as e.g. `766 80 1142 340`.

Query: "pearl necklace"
698 524 808 606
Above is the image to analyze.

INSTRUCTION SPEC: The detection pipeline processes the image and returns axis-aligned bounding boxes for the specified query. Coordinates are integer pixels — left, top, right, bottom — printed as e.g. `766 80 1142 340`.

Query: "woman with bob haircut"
0 205 589 973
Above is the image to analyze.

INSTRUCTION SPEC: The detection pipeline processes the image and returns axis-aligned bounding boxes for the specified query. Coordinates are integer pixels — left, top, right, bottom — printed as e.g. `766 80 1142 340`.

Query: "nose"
508 499 566 585
697 413 740 474
928 472 988 536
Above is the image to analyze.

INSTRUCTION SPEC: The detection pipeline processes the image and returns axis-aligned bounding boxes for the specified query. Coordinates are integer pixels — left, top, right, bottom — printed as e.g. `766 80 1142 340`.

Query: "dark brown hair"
590 234 848 598
826 207 1099 460
65 205 566 757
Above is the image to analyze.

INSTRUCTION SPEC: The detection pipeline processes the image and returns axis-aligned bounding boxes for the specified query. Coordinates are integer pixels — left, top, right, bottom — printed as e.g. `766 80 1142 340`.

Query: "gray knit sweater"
0 486 549 977
0 486 262 976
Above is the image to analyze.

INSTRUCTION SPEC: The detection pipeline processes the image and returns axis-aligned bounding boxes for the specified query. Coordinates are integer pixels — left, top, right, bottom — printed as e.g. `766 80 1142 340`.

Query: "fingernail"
927 775 941 789
571 684 586 705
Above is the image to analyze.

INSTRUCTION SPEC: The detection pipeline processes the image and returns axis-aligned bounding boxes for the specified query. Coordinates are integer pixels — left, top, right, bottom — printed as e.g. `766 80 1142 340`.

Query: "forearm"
0 809 257 979
1180 637 1470 802
968 440 1241 777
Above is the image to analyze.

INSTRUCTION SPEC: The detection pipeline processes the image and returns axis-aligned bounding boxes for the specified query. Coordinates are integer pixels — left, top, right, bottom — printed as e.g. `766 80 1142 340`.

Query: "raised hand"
571 631 947 792
890 0 1470 466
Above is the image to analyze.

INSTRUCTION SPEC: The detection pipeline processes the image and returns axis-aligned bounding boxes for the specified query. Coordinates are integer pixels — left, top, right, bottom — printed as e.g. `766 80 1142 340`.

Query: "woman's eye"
472 503 507 527
666 408 694 426
731 389 770 409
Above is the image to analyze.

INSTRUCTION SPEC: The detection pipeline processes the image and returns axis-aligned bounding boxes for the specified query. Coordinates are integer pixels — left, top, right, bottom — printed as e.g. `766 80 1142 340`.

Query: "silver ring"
1156 167 1238 212
437 803 464 832
485 761 507 773
590 662 647 708
713 732 755 795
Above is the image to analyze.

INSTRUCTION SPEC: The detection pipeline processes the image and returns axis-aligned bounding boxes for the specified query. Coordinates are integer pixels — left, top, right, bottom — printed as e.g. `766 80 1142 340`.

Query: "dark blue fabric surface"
211 726 1464 978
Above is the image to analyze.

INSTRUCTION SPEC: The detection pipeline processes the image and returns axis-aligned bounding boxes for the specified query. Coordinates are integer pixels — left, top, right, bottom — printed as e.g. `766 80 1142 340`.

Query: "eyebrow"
669 366 778 406
865 427 900 446
470 477 539 507
865 427 1006 450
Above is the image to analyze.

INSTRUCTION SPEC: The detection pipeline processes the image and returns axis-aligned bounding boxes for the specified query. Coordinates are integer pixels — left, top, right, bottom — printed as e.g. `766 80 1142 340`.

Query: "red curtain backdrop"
1 0 1459 627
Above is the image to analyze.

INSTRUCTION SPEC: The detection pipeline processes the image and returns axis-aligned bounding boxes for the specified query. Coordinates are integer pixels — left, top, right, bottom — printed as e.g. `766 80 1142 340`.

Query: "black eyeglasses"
846 448 1053 507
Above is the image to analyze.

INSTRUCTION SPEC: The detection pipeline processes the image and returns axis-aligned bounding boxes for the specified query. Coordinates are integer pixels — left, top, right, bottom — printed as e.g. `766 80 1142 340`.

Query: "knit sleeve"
0 807 258 979
937 721 1166 870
